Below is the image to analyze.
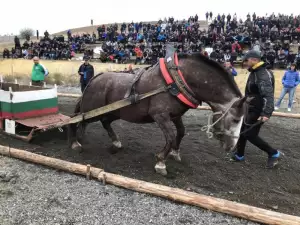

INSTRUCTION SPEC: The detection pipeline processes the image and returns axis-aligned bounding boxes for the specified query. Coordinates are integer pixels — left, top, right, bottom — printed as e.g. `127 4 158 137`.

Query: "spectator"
14 36 20 49
44 30 49 39
252 40 261 52
78 57 94 93
275 63 300 112
31 57 49 87
231 41 241 54
3 48 10 58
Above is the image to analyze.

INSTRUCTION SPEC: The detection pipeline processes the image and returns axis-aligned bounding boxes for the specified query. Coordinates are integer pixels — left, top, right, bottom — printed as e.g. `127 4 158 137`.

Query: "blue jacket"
282 70 300 88
157 34 166 41
117 35 124 42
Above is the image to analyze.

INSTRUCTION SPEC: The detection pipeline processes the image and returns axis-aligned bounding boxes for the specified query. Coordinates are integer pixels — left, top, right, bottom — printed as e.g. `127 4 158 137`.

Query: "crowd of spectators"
2 13 300 69
2 30 95 60
96 13 300 69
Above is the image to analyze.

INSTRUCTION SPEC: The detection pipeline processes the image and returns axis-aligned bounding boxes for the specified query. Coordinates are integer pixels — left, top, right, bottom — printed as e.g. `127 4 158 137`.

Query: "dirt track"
1 96 300 222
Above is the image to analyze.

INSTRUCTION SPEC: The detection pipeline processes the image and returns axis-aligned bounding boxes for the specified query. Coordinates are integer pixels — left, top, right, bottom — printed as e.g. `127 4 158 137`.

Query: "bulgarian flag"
0 87 58 120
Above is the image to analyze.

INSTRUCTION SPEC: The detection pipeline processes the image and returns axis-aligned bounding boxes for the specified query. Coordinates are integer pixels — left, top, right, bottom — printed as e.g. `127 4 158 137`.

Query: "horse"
68 51 249 176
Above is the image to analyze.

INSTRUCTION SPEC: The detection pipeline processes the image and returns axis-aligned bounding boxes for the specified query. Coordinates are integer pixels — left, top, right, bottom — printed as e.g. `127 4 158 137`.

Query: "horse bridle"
201 99 240 139
201 98 263 139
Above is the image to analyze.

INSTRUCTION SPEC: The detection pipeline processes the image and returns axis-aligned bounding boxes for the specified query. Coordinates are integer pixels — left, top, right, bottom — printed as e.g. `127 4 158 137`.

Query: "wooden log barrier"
197 106 300 119
57 93 300 119
0 144 299 225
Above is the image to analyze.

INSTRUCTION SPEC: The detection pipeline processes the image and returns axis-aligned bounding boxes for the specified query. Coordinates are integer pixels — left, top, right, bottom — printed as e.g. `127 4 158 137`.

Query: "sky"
1 0 300 35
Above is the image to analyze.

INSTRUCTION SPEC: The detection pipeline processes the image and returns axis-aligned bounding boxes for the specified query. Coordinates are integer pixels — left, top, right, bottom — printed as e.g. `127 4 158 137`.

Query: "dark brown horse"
68 52 248 176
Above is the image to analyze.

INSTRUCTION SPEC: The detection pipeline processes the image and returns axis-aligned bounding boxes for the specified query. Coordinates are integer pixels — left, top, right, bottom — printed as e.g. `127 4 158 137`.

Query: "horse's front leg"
169 117 185 162
152 114 176 176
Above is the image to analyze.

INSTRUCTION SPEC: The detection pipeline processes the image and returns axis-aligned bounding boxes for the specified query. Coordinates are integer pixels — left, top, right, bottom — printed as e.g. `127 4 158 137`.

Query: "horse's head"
209 97 250 152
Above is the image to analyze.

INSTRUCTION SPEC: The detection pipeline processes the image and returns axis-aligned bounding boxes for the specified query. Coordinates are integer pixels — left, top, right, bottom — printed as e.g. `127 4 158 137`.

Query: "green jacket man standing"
31 56 49 86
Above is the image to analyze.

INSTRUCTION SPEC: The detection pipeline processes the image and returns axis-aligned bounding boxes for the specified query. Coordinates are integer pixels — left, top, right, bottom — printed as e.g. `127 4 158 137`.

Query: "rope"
201 99 239 139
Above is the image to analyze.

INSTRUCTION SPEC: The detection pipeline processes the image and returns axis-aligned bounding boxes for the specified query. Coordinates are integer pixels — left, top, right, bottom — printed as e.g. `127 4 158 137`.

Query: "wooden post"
0 144 299 225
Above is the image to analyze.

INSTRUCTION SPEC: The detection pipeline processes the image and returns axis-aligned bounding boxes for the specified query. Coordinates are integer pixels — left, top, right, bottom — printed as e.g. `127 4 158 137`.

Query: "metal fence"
0 36 14 43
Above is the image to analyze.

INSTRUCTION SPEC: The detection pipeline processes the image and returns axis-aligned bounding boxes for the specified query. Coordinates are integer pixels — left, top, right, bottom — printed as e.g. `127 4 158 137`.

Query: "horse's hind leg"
68 122 83 152
169 117 185 162
101 116 122 149
152 114 176 176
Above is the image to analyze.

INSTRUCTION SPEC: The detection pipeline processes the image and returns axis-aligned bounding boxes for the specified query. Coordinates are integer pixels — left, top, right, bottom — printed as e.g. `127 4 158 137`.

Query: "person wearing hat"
275 63 299 112
78 57 94 93
231 50 281 168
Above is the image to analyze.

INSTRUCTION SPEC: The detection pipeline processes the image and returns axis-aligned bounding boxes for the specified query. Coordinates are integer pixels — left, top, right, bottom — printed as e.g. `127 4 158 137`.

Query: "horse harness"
124 67 150 104
123 52 199 109
159 53 199 108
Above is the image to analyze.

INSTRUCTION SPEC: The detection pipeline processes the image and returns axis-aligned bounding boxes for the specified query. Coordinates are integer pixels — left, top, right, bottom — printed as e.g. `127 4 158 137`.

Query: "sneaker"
274 106 279 111
230 153 245 162
266 151 281 169
288 108 291 112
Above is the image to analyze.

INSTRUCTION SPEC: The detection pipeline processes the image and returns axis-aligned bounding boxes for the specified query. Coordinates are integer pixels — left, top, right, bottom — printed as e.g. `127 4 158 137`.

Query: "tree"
20 28 34 41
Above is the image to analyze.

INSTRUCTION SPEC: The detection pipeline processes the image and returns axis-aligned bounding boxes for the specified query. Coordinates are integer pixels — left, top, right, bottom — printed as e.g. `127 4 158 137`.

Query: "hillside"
54 20 208 36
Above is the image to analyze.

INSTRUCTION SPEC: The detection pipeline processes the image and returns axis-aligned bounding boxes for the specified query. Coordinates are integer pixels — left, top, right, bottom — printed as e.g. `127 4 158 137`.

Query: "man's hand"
258 116 269 122
79 72 84 75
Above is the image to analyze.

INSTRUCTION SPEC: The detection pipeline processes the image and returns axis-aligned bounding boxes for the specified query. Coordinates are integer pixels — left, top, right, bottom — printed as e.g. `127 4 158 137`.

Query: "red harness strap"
174 53 194 94
159 55 198 109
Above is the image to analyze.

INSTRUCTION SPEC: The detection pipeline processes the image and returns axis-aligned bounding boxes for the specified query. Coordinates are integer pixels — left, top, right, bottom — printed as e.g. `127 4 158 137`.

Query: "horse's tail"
67 96 82 147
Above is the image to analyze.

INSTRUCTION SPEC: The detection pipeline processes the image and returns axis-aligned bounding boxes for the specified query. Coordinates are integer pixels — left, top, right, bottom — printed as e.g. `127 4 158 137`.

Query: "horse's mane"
178 53 242 97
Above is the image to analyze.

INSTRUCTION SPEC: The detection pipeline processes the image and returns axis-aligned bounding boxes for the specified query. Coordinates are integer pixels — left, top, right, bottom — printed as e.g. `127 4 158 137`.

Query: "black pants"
81 83 87 93
236 111 277 157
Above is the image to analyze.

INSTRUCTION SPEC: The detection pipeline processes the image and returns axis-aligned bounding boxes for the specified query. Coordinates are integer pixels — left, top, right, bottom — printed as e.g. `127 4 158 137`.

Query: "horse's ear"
233 96 247 108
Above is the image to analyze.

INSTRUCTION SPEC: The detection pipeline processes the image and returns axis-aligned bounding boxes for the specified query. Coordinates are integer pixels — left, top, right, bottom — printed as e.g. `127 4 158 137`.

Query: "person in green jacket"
31 56 49 86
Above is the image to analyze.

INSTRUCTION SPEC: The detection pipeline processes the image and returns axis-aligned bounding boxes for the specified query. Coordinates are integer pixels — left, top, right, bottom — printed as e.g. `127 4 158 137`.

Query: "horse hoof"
112 141 122 149
71 141 82 152
155 162 167 176
169 150 182 162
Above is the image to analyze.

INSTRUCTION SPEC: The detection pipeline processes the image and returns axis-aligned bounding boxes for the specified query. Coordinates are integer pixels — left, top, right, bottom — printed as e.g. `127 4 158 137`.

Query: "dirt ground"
1 96 300 219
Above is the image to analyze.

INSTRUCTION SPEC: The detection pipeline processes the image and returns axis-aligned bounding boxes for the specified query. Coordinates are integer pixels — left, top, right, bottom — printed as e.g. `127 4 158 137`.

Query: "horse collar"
159 53 199 109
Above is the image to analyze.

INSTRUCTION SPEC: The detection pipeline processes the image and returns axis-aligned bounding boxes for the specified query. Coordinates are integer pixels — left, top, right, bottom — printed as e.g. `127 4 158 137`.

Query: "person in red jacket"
134 45 143 64
232 40 241 53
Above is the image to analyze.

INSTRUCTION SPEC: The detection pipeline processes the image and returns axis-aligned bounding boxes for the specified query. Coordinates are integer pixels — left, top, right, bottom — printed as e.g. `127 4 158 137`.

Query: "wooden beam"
0 144 299 225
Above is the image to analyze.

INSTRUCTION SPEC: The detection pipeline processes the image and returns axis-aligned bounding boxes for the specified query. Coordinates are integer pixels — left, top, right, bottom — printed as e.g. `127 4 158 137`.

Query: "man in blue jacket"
275 63 300 112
